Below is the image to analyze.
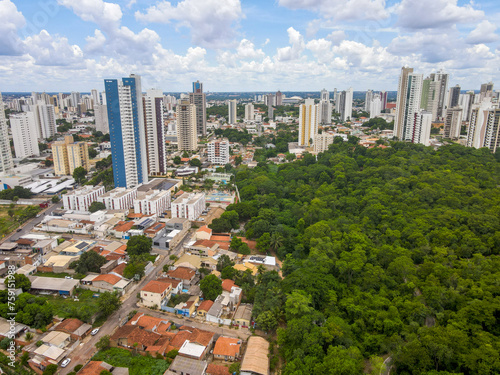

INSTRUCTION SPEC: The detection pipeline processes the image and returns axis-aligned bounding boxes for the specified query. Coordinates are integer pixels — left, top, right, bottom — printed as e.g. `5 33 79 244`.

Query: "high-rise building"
143 89 167 176
0 94 13 174
298 99 319 146
189 81 206 136
365 90 373 112
70 92 80 107
176 99 198 151
105 74 148 188
421 71 448 121
412 111 432 146
208 139 230 165
276 91 283 106
394 67 423 141
244 103 254 121
31 103 56 139
459 91 475 123
368 94 382 118
466 99 499 151
52 135 90 176
321 89 329 102
480 82 494 100
444 107 463 139
95 104 109 133
380 91 388 110
267 94 274 120
319 100 332 124
91 89 100 108
448 84 461 109
10 112 40 158
228 99 237 124
337 88 353 122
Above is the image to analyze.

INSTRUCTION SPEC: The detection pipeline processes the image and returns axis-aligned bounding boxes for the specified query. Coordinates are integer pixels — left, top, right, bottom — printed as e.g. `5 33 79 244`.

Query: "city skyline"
0 0 498 92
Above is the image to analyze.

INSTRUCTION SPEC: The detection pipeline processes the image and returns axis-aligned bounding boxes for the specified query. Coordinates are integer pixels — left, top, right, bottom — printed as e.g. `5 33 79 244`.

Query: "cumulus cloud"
466 20 499 44
135 0 243 48
24 30 84 66
279 0 389 21
276 27 305 61
396 0 484 30
0 0 26 55
57 0 122 30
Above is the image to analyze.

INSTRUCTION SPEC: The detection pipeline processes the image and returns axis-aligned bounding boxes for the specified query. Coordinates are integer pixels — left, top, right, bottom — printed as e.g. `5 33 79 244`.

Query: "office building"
95 104 109 133
208 139 230 165
0 94 14 173
62 185 105 212
336 88 353 122
97 186 138 210
394 67 423 141
10 112 40 158
448 84 461 109
244 103 254 121
143 89 167 176
176 99 198 151
189 81 207 136
228 99 237 124
133 189 171 217
298 99 319 146
171 192 206 221
52 135 90 176
443 107 463 139
105 74 148 188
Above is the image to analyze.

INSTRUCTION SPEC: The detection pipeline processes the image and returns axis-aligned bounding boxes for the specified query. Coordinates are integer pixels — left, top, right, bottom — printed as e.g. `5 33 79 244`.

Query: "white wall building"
95 104 109 133
0 93 13 173
298 99 319 146
228 99 237 124
171 192 206 221
336 88 353 122
62 185 106 212
133 189 171 217
207 139 230 165
10 112 40 158
244 103 254 121
394 67 423 142
97 186 138 210
313 133 347 153
412 111 432 146
143 89 167 175
444 107 463 139
369 94 382 118
32 103 56 139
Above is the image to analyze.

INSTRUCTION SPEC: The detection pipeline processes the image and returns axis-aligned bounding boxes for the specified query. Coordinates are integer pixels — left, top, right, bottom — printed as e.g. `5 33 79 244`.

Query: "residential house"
166 356 207 375
196 225 212 240
233 303 253 328
54 318 92 341
140 280 172 309
213 336 241 361
174 295 199 317
196 300 213 319
78 361 129 375
206 295 223 324
205 363 231 375
156 277 183 295
167 266 197 287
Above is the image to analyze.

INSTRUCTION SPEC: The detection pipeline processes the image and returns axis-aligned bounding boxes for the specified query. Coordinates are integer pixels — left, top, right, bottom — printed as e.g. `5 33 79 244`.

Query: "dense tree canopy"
231 141 500 374
126 235 152 256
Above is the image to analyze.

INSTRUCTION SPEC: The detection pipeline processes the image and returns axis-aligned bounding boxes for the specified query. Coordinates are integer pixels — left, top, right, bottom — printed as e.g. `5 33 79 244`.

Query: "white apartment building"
298 99 319 146
97 186 138 210
467 100 500 152
369 94 382 118
133 189 171 217
244 103 254 121
0 93 13 173
336 88 353 122
31 103 56 139
143 89 167 175
171 192 206 221
207 139 230 165
10 112 40 158
313 133 347 153
62 185 106 212
228 100 237 124
394 67 423 142
412 111 432 146
95 104 109 133
444 107 463 139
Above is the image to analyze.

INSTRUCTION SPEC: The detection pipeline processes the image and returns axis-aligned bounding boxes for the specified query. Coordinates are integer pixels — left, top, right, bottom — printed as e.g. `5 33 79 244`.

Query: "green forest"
228 141 500 374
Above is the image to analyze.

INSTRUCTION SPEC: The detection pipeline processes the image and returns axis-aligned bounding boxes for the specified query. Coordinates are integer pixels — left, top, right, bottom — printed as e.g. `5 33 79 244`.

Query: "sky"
0 0 499 92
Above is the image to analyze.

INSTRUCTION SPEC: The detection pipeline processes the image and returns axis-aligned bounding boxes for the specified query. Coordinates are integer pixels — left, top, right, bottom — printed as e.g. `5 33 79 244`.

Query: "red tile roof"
206 363 231 375
93 274 121 285
213 336 241 358
141 280 172 294
197 225 212 234
78 361 108 375
114 221 134 232
156 277 182 289
221 279 238 292
167 266 196 281
197 300 213 312
111 263 127 276
56 318 84 333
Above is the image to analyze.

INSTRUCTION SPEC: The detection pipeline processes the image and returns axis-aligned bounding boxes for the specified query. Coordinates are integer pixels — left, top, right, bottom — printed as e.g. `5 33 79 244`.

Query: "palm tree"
270 232 283 252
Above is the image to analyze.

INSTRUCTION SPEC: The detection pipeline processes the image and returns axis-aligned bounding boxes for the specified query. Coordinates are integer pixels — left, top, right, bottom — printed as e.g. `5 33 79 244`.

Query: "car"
16 228 22 232
61 358 71 368
65 276 73 279
191 312 197 318
36 214 41 218
91 328 99 336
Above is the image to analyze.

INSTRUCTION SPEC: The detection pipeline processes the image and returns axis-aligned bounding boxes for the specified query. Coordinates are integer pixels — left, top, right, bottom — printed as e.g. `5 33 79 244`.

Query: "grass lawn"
45 289 100 323
92 348 171 375
0 205 31 236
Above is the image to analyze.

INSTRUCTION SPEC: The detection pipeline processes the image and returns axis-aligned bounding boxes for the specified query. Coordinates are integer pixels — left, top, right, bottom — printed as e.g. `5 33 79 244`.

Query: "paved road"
1 201 62 243
57 233 191 375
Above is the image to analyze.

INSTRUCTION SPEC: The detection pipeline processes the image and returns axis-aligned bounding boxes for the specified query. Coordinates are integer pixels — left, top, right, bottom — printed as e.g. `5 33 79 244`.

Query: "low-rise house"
196 300 213 319
156 277 183 295
240 336 269 375
54 318 92 341
78 360 129 375
167 266 197 287
140 280 172 309
30 276 79 296
80 274 132 295
205 363 231 375
110 325 170 354
213 336 241 361
165 356 207 375
174 295 199 317
196 225 212 240
172 327 215 360
233 303 253 328
126 313 171 335
206 295 223 324
41 331 71 348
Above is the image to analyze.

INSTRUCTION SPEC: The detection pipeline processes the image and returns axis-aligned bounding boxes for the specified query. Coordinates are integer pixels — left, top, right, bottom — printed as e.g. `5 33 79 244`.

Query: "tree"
270 232 283 251
96 335 110 351
4 274 31 292
89 148 98 159
7 209 14 218
257 233 271 253
189 158 202 167
199 274 222 300
42 364 58 375
229 362 241 374
73 250 107 274
72 166 87 183
89 201 106 213
216 254 235 272
123 262 145 280
173 156 181 164
96 292 121 318
256 310 278 331
235 155 243 165
126 235 152 256
44 159 53 167
51 195 60 203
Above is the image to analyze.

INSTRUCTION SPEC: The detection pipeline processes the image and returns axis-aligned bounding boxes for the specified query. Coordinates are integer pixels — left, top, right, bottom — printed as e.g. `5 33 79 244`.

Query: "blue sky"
0 0 499 92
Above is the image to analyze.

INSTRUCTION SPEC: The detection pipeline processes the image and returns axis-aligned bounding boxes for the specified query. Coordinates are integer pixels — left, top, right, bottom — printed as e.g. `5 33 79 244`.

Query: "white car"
91 328 100 336
61 358 71 368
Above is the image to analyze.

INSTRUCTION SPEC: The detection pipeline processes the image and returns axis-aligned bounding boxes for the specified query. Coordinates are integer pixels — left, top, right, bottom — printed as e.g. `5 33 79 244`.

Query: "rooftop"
241 336 269 375
141 280 172 294
93 274 122 285
213 336 241 358
167 266 196 280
